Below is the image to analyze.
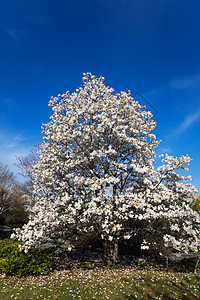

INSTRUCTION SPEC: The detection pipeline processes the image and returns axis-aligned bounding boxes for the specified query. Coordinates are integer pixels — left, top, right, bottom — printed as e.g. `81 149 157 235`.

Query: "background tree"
191 195 200 213
15 145 38 202
13 73 200 265
0 163 28 229
0 163 16 217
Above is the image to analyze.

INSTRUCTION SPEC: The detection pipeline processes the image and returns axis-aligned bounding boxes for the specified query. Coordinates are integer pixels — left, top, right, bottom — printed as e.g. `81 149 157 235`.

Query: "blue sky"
0 0 200 193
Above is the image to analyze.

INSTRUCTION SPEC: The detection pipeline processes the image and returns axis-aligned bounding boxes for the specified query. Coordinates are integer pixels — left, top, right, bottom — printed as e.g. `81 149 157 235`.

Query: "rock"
0 225 13 239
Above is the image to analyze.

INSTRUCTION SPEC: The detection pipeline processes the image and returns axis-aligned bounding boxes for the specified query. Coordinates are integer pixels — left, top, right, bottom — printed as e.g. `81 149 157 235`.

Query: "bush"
0 239 53 277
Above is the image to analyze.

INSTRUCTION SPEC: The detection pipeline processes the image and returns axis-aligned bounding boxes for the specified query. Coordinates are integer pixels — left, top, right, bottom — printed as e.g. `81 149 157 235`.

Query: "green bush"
0 239 54 277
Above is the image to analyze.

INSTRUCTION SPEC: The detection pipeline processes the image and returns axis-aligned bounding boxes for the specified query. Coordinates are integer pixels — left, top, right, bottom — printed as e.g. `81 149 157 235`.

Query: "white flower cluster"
12 73 200 254
11 196 71 252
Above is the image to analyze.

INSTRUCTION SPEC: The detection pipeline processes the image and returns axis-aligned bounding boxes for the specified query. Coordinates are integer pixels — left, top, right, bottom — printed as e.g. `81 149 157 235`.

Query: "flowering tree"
12 73 200 265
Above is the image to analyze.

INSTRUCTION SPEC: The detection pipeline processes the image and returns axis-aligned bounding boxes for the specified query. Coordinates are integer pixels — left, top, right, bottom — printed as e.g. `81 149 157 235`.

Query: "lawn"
0 268 199 299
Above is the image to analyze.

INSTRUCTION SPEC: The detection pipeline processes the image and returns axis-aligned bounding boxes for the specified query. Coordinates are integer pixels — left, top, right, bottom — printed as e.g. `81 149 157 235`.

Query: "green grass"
0 268 199 299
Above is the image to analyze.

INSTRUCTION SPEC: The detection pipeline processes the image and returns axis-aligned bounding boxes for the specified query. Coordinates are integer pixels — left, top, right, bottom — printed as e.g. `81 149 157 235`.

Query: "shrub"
0 239 53 277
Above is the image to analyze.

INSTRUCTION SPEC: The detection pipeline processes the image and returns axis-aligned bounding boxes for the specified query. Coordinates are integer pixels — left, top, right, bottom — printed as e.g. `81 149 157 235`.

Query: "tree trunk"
103 239 119 267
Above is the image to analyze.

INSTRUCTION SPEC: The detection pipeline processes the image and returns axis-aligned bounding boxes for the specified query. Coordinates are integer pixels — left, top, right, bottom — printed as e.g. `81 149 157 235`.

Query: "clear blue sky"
0 0 200 193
